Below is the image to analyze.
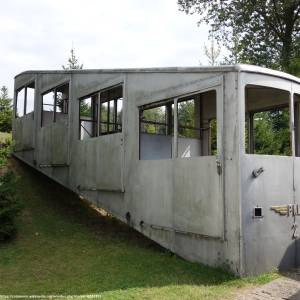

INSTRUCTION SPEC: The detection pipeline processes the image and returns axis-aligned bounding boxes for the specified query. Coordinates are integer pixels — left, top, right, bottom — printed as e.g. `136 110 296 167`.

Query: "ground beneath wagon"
0 158 296 300
236 271 300 299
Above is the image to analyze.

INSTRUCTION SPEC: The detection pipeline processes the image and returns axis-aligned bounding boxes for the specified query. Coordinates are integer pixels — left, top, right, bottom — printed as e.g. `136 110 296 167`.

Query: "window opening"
55 84 69 122
79 94 98 140
100 85 123 135
139 89 217 160
26 82 35 114
245 85 291 156
177 90 217 158
42 91 55 127
78 84 123 140
16 88 25 118
15 82 35 118
294 93 300 157
139 101 173 160
41 83 69 127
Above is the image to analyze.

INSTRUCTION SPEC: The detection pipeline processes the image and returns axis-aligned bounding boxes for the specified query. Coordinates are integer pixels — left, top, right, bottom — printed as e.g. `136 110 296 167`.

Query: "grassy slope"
0 159 278 299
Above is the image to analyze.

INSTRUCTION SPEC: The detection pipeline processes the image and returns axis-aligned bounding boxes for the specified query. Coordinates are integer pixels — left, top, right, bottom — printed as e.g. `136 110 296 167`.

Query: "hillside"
0 158 277 299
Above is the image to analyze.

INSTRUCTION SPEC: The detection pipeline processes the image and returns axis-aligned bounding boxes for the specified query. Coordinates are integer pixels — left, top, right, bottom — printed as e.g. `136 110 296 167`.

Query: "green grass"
0 159 279 299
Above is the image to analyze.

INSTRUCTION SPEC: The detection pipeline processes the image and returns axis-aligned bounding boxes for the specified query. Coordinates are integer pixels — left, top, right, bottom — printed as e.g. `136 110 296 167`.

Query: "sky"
0 0 220 97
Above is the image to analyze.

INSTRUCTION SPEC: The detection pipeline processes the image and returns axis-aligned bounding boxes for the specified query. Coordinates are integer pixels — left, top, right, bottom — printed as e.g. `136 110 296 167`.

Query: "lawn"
0 158 278 299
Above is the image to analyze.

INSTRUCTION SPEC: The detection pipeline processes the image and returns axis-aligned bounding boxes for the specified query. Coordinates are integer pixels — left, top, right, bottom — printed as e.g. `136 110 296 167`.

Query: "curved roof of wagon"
15 64 300 84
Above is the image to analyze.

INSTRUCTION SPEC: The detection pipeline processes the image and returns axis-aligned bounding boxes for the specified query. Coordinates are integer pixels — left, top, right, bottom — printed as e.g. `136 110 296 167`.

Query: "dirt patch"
235 271 300 300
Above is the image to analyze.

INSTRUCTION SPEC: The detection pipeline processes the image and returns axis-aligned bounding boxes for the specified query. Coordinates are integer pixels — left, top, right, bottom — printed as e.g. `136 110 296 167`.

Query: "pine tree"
62 48 83 70
203 34 221 66
0 86 12 132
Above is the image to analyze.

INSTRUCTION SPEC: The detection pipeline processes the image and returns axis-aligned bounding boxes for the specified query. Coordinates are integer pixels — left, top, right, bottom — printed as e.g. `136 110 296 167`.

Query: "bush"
0 171 21 241
0 134 13 167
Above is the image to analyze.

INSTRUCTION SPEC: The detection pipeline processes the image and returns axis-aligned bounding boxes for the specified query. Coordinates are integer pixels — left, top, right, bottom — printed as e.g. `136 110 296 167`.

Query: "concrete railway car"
13 65 300 275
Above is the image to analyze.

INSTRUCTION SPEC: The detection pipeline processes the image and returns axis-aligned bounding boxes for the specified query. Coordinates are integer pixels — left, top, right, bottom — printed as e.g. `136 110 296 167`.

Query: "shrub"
0 171 21 241
0 134 13 167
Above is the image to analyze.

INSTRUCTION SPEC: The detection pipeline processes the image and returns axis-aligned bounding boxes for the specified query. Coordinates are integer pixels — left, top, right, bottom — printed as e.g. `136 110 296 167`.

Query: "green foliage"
0 86 12 133
142 106 167 134
178 100 196 137
288 56 300 77
251 108 291 155
0 135 13 167
80 101 92 118
0 171 21 241
287 39 300 76
178 1 300 73
210 118 217 155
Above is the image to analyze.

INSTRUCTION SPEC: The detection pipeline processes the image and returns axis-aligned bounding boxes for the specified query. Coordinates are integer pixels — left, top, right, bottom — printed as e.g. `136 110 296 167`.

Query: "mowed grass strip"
0 159 278 299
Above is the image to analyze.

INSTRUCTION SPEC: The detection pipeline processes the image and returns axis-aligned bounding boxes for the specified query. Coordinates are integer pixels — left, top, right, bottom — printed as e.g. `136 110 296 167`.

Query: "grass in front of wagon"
0 158 278 300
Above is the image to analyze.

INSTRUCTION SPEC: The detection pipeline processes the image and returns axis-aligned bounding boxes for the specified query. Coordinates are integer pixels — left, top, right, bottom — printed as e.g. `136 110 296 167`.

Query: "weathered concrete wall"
240 72 300 275
12 69 243 275
241 155 296 274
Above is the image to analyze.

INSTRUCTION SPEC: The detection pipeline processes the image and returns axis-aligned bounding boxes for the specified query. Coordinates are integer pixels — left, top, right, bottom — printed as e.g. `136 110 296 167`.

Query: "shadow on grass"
0 158 263 297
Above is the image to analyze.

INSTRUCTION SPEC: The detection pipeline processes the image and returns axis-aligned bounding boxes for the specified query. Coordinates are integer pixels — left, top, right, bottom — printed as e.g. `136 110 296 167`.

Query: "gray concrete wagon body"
13 65 300 275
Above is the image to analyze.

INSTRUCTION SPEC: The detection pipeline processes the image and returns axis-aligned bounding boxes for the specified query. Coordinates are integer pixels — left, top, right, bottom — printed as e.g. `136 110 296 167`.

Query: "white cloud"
0 0 217 96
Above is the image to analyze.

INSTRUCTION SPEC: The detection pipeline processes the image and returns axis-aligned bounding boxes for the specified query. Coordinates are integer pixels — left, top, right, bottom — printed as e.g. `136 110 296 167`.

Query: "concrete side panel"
14 113 34 151
15 151 34 165
128 73 222 107
71 133 123 191
96 191 126 218
174 234 223 267
122 72 240 273
40 74 71 94
241 155 295 275
52 168 69 186
38 126 52 164
128 159 174 227
174 157 223 238
97 133 123 190
21 113 35 149
38 122 68 165
14 118 23 151
51 123 69 165
293 157 300 267
178 137 201 158
140 134 172 160
75 74 124 99
15 74 35 91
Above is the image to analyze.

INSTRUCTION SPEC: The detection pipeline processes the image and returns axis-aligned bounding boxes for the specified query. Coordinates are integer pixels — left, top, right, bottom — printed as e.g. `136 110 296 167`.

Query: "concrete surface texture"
12 65 300 276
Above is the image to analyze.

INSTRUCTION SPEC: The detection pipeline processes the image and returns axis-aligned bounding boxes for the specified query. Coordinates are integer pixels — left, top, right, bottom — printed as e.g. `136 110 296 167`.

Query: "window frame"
139 87 219 160
244 84 292 156
139 99 174 136
79 92 99 139
78 83 124 140
294 93 300 157
41 82 70 127
15 81 35 118
177 96 202 139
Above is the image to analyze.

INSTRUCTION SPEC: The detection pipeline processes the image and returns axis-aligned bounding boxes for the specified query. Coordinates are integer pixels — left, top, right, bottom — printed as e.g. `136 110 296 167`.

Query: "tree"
203 33 221 66
0 86 12 133
178 0 300 74
62 47 83 70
